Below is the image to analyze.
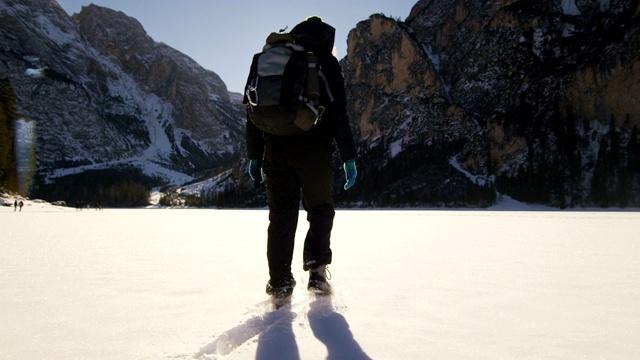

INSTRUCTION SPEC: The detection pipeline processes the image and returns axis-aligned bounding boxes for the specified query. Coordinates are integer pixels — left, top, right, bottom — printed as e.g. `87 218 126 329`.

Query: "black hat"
290 16 335 53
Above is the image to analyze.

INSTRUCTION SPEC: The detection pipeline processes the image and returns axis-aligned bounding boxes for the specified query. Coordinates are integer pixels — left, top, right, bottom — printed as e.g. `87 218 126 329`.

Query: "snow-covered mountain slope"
4 0 639 208
0 0 244 190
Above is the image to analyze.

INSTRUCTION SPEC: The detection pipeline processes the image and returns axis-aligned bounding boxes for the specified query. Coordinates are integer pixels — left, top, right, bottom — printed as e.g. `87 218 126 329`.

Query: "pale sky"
57 0 417 93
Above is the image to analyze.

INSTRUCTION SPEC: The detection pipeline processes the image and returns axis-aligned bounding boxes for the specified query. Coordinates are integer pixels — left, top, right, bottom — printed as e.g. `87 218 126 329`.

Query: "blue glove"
248 159 264 187
343 160 357 190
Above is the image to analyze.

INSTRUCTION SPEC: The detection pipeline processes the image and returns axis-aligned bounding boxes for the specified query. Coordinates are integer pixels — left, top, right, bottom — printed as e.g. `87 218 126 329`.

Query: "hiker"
14 200 17 211
18 200 23 211
245 16 358 297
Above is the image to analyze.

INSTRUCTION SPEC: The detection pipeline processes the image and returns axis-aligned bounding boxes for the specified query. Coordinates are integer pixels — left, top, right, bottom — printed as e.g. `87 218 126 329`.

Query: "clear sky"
57 0 417 93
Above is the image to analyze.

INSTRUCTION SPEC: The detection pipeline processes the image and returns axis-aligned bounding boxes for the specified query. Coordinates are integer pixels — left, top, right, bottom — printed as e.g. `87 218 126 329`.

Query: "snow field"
1 205 639 359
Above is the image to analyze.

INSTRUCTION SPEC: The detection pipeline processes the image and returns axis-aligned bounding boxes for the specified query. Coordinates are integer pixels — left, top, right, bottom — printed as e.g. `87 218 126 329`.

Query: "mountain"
168 0 640 209
3 0 639 208
0 0 244 204
336 0 640 208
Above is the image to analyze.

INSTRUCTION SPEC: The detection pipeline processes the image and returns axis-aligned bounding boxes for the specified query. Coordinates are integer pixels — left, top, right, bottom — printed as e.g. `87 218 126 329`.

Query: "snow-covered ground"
1 201 639 359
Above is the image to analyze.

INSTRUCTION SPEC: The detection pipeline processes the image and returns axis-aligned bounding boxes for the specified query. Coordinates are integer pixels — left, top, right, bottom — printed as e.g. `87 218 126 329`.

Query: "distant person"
245 16 358 297
14 200 17 211
18 200 23 211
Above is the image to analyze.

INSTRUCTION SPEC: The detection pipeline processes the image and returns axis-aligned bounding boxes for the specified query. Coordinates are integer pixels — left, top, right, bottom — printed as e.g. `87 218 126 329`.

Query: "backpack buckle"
246 81 259 107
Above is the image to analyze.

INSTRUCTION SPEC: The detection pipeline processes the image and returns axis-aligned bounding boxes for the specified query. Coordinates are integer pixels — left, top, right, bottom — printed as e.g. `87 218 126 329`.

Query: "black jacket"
246 17 357 162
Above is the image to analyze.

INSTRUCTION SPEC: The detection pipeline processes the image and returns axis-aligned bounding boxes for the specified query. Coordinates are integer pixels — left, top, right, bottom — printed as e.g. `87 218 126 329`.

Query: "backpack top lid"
265 33 297 46
263 32 305 52
290 16 335 54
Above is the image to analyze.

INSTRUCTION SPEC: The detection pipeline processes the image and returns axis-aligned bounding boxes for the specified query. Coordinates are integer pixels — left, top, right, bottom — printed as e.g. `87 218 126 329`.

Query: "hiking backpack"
243 32 333 136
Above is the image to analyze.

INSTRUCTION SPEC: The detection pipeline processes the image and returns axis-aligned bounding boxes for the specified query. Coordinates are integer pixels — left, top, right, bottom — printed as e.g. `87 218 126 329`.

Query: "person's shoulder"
319 53 340 68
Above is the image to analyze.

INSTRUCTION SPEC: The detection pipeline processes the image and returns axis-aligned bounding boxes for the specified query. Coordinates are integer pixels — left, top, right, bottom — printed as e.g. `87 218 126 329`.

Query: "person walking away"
245 16 358 297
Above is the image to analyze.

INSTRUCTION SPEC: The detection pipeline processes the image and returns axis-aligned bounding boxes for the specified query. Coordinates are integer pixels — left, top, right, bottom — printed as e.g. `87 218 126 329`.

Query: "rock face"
339 0 640 207
3 0 639 208
0 0 244 191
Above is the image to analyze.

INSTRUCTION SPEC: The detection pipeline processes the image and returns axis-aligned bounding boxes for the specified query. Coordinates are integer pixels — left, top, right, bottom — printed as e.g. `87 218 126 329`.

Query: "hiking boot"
307 265 331 294
266 274 296 297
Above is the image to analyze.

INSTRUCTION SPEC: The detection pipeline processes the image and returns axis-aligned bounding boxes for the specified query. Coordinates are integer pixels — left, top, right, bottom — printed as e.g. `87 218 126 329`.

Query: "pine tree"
0 78 19 192
590 117 623 207
623 125 640 205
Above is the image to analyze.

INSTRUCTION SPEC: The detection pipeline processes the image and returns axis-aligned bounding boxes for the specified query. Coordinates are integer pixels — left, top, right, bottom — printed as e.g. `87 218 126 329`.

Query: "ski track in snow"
194 300 299 360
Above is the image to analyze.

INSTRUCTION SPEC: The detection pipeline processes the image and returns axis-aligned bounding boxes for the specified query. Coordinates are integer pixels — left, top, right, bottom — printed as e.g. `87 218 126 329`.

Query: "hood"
290 16 335 54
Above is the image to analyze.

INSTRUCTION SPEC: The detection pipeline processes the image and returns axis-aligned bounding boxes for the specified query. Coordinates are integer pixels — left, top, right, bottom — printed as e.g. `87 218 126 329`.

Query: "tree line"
31 168 156 208
0 78 18 193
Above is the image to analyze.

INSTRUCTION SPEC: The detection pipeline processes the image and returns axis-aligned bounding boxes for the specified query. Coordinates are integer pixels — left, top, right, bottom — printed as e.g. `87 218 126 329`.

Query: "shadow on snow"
306 296 371 360
194 296 371 359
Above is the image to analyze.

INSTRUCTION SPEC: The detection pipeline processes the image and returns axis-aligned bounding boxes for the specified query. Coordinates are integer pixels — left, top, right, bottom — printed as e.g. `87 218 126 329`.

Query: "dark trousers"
264 135 335 281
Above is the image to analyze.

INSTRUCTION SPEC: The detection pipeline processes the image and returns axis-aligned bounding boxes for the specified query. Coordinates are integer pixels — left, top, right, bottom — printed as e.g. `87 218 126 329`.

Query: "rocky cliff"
0 0 244 201
338 0 640 208
3 0 638 208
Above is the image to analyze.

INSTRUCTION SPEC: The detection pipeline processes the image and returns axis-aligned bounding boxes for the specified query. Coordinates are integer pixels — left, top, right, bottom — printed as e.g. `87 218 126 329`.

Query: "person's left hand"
248 159 264 188
343 160 357 190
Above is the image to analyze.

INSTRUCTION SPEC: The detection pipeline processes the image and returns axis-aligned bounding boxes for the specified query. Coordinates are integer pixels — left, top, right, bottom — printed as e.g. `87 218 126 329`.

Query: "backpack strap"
318 70 334 103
